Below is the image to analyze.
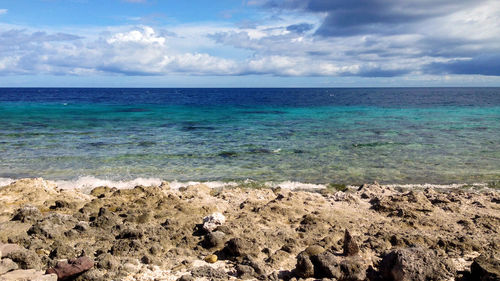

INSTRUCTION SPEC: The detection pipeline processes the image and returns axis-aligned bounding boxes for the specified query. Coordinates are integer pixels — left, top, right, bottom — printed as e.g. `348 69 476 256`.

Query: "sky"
1 0 500 87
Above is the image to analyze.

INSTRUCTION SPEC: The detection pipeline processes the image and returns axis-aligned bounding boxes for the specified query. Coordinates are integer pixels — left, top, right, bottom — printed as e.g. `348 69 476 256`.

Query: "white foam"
385 182 488 189
54 176 164 193
267 181 327 190
0 177 15 187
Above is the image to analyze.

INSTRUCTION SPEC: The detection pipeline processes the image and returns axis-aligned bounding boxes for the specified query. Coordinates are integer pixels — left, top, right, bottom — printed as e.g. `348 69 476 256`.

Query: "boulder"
470 254 500 281
378 247 455 281
223 238 253 258
46 256 94 281
295 250 367 280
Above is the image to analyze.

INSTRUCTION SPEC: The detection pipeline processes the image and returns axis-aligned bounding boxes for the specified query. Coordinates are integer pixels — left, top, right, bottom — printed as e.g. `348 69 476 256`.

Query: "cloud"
0 9 7 15
262 0 485 37
425 54 500 76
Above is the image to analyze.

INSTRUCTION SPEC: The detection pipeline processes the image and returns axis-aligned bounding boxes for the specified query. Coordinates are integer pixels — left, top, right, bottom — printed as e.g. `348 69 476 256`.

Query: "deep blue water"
0 88 499 184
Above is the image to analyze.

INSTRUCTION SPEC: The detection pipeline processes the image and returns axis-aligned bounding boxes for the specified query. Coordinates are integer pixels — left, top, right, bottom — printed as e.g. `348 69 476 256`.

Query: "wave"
0 176 494 193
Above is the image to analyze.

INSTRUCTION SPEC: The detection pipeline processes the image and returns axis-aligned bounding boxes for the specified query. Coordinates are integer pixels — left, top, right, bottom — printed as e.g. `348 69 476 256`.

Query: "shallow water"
0 88 499 185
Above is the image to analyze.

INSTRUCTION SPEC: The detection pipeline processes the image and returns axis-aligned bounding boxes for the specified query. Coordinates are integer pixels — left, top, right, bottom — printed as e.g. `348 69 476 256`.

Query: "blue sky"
1 0 500 87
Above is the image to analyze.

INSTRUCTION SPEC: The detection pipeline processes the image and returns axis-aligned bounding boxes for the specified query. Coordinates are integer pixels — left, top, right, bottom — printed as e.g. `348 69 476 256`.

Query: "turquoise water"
0 88 499 184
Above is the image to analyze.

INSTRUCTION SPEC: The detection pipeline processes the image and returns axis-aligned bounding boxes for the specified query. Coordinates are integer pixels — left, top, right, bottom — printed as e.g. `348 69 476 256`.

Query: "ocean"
0 88 499 188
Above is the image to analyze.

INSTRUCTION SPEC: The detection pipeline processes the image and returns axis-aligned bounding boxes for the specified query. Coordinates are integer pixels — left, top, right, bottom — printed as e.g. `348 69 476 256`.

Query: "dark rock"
46 256 94 281
236 264 255 279
311 251 342 279
49 200 72 210
378 247 455 281
203 231 225 248
224 238 252 258
295 251 315 278
191 265 227 279
343 230 359 256
27 213 75 239
11 206 41 223
470 254 500 281
49 241 77 259
96 253 119 270
116 228 143 240
6 249 42 270
177 274 194 281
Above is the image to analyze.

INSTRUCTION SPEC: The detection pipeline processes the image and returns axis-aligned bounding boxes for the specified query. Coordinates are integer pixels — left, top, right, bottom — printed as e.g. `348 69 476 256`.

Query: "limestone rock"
0 244 23 258
11 206 41 223
0 258 18 275
203 231 225 248
191 265 227 279
6 249 42 270
378 247 455 281
470 254 500 281
343 230 359 256
0 269 57 281
224 238 252 258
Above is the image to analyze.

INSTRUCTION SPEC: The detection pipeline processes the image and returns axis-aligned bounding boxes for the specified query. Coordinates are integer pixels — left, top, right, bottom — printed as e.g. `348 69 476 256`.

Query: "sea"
0 88 499 189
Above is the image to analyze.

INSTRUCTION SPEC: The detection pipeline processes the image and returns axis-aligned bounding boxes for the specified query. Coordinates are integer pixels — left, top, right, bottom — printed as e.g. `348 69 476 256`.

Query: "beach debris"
343 229 359 256
204 254 218 263
202 212 225 232
46 256 94 281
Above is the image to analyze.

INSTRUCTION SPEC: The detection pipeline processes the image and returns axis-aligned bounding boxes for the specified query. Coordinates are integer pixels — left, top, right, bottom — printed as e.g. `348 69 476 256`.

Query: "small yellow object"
204 254 218 263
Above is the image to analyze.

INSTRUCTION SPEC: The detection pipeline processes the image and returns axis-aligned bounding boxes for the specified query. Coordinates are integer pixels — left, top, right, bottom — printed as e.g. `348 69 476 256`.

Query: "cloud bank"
0 0 499 79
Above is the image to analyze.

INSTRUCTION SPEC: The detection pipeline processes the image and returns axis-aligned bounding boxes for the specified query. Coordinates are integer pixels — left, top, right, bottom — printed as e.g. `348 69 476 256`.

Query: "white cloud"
0 9 7 15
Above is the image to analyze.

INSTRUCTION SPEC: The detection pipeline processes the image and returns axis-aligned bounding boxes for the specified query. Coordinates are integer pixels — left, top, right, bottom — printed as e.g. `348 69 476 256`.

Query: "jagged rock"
295 251 315 278
343 230 359 256
90 208 120 229
378 247 455 281
0 258 18 275
27 213 75 239
236 264 256 279
223 238 253 258
311 251 367 280
46 256 94 281
203 231 225 248
11 206 41 223
6 249 42 270
0 269 57 281
116 228 143 240
191 265 227 279
470 254 500 281
96 253 119 270
0 244 23 258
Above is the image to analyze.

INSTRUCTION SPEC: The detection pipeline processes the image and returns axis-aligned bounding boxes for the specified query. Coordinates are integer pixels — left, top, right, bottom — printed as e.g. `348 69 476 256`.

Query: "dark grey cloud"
425 54 500 76
264 0 484 37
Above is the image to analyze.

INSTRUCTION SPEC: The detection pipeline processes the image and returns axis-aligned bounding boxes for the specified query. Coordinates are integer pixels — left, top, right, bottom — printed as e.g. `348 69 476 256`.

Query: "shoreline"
0 176 497 193
0 178 499 280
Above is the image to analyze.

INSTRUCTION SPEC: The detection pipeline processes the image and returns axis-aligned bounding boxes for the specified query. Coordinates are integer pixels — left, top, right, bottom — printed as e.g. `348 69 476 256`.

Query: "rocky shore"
0 178 499 281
